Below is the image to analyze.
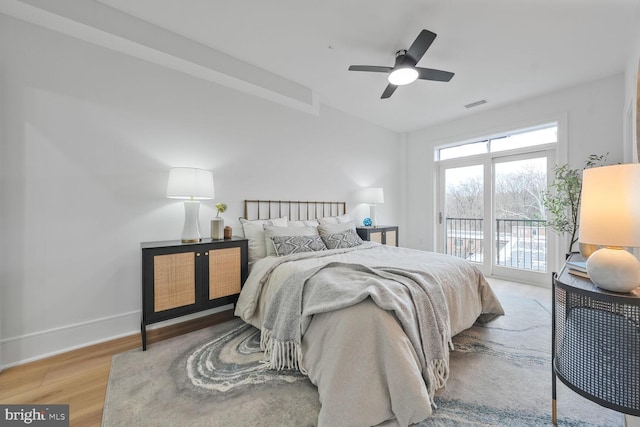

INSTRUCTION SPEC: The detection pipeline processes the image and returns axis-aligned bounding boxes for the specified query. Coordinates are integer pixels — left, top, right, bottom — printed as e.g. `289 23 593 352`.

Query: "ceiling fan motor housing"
394 49 416 67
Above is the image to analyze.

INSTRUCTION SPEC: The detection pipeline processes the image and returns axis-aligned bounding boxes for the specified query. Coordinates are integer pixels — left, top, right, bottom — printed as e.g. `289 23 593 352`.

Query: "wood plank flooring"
0 280 548 427
0 309 235 427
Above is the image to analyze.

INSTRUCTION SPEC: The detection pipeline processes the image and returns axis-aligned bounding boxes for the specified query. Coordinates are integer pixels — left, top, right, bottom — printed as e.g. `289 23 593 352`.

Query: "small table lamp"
360 187 384 227
579 163 640 293
166 167 215 243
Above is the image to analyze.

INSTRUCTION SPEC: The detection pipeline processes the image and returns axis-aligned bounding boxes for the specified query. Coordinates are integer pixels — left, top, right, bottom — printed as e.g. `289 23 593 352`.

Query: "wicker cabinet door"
385 230 398 246
208 247 242 299
369 231 383 244
153 252 196 312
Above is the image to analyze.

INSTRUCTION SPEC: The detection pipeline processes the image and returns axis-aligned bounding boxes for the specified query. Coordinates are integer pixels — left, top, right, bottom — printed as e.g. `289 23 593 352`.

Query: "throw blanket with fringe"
261 262 452 404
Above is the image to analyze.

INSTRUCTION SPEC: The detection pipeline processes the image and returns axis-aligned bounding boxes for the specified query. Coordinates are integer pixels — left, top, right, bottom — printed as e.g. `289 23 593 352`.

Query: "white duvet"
235 242 504 426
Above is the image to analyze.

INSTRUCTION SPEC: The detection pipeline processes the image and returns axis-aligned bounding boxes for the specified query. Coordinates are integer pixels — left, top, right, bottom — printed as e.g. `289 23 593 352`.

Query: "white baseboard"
0 310 141 369
0 304 233 369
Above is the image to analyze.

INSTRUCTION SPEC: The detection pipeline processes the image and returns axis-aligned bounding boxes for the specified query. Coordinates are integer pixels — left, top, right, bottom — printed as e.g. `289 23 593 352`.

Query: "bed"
234 200 504 426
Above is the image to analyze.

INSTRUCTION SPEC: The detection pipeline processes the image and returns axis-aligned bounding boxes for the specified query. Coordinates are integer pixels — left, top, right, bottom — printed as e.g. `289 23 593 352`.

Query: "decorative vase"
211 218 224 240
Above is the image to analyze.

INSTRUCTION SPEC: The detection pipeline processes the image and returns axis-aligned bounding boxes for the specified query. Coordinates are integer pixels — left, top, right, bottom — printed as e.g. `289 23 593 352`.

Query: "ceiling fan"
348 29 454 99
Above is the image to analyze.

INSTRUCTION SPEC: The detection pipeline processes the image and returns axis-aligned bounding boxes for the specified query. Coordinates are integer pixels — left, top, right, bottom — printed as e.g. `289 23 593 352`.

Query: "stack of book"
566 260 589 278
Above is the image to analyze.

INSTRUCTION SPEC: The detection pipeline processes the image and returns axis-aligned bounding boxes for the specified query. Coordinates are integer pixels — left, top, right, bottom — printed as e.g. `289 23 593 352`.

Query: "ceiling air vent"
465 99 487 109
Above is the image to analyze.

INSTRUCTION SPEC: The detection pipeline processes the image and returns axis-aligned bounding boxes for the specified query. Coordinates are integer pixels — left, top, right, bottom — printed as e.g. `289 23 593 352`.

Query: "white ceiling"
8 0 640 133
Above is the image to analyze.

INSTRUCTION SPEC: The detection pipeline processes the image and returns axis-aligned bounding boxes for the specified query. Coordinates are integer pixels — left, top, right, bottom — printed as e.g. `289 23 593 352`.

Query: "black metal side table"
552 253 640 424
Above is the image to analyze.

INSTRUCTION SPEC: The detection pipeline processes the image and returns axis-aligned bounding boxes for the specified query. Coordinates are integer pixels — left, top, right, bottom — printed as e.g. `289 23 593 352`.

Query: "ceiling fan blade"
381 84 397 99
348 65 393 73
405 29 437 63
416 67 454 82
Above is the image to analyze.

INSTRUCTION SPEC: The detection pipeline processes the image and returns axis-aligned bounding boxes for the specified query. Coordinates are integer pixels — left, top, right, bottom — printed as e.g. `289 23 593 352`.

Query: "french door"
438 150 556 285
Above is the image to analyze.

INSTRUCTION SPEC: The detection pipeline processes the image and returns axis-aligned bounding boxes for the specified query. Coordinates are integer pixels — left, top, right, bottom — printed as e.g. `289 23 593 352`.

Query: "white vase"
211 218 224 240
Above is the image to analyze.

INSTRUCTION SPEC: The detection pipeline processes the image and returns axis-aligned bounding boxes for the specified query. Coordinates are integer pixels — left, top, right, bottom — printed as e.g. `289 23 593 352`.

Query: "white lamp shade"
360 187 385 205
579 164 640 248
166 167 215 200
579 163 640 292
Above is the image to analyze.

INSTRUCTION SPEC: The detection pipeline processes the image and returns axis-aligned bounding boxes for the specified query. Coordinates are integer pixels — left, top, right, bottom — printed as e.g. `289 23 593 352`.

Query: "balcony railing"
445 217 547 272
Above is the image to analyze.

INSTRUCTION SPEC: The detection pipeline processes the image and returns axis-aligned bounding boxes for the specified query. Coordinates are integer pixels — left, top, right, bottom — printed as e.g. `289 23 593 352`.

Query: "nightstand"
140 237 248 350
356 226 398 246
552 253 640 423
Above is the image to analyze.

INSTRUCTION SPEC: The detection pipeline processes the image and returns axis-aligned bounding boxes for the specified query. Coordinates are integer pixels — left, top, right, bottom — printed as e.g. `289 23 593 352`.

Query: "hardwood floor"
0 280 550 427
0 309 235 427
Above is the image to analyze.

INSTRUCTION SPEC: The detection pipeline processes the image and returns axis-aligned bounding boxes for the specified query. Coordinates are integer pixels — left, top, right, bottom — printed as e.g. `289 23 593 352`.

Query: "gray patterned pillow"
272 235 328 256
321 228 364 250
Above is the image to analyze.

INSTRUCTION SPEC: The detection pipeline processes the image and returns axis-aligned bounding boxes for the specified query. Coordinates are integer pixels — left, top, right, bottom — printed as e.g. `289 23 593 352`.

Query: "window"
436 122 559 286
435 123 557 161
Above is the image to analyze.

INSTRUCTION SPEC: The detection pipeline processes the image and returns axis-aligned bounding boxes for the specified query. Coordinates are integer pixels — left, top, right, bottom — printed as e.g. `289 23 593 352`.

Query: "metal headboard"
244 200 347 221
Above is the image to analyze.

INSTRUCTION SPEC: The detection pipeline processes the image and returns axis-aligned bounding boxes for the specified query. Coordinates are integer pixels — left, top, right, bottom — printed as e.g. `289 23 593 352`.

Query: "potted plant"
211 203 227 240
542 154 607 255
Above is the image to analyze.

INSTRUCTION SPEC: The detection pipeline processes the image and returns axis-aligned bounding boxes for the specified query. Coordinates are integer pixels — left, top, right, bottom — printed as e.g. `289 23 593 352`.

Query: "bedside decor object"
140 238 248 350
552 255 640 423
166 167 215 243
211 202 227 240
359 187 384 227
224 226 232 239
363 217 372 226
356 225 398 246
578 163 640 293
211 218 224 240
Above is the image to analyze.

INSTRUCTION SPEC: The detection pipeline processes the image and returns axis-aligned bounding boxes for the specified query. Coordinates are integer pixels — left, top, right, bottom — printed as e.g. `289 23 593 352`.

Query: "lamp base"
181 200 202 243
586 247 640 293
370 204 378 228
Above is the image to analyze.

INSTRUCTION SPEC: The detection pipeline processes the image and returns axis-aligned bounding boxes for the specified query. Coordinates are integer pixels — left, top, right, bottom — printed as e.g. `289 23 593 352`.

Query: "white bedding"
235 242 504 426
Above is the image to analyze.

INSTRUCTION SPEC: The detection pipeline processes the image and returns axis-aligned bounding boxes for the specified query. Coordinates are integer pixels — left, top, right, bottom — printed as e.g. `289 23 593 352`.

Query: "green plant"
215 203 227 217
542 154 608 253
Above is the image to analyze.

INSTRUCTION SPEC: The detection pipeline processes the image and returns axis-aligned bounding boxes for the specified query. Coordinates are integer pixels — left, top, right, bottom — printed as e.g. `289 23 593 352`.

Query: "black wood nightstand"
552 253 640 423
140 237 248 350
356 226 398 247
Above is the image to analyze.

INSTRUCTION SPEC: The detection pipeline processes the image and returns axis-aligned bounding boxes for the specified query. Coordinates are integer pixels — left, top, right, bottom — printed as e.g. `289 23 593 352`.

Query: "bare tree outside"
445 157 548 271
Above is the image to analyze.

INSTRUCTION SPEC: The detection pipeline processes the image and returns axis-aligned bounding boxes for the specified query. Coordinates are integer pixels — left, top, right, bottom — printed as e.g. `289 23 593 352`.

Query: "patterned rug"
103 294 623 426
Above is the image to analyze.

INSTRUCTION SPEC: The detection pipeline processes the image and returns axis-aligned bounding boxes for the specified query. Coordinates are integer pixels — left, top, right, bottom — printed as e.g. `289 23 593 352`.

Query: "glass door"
492 153 552 285
439 163 489 276
438 151 554 285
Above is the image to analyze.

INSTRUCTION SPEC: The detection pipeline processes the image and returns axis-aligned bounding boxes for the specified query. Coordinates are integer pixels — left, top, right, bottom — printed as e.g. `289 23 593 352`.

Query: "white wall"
406 74 625 260
622 11 640 427
0 15 405 367
624 6 640 164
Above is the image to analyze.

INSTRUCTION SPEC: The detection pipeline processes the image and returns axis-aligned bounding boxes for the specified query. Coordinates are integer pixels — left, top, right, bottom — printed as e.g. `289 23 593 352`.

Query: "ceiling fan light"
388 68 418 86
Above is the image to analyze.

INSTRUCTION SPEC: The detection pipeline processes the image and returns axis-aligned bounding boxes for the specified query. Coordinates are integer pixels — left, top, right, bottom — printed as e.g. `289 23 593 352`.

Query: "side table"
552 253 640 423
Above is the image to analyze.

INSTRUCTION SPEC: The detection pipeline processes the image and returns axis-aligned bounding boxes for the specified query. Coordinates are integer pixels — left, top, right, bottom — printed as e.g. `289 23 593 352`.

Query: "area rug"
102 294 623 426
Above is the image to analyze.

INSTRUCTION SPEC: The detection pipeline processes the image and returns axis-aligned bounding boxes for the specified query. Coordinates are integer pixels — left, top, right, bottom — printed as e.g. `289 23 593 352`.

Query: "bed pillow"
289 219 320 228
264 225 318 256
320 228 364 250
317 220 356 236
317 213 351 225
272 235 327 256
240 216 288 264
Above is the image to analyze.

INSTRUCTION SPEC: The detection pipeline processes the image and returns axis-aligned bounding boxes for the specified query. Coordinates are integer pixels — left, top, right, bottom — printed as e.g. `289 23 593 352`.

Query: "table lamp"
166 167 215 242
579 163 640 292
360 187 384 227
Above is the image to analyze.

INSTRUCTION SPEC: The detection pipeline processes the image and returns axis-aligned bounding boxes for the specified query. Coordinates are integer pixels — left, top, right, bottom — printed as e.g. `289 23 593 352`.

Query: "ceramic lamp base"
181 200 202 243
586 247 640 293
370 204 378 228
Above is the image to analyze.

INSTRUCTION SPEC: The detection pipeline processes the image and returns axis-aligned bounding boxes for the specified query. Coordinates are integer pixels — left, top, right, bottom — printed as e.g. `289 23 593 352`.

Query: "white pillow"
318 213 351 225
240 216 288 264
317 220 356 236
264 225 318 257
289 219 320 228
